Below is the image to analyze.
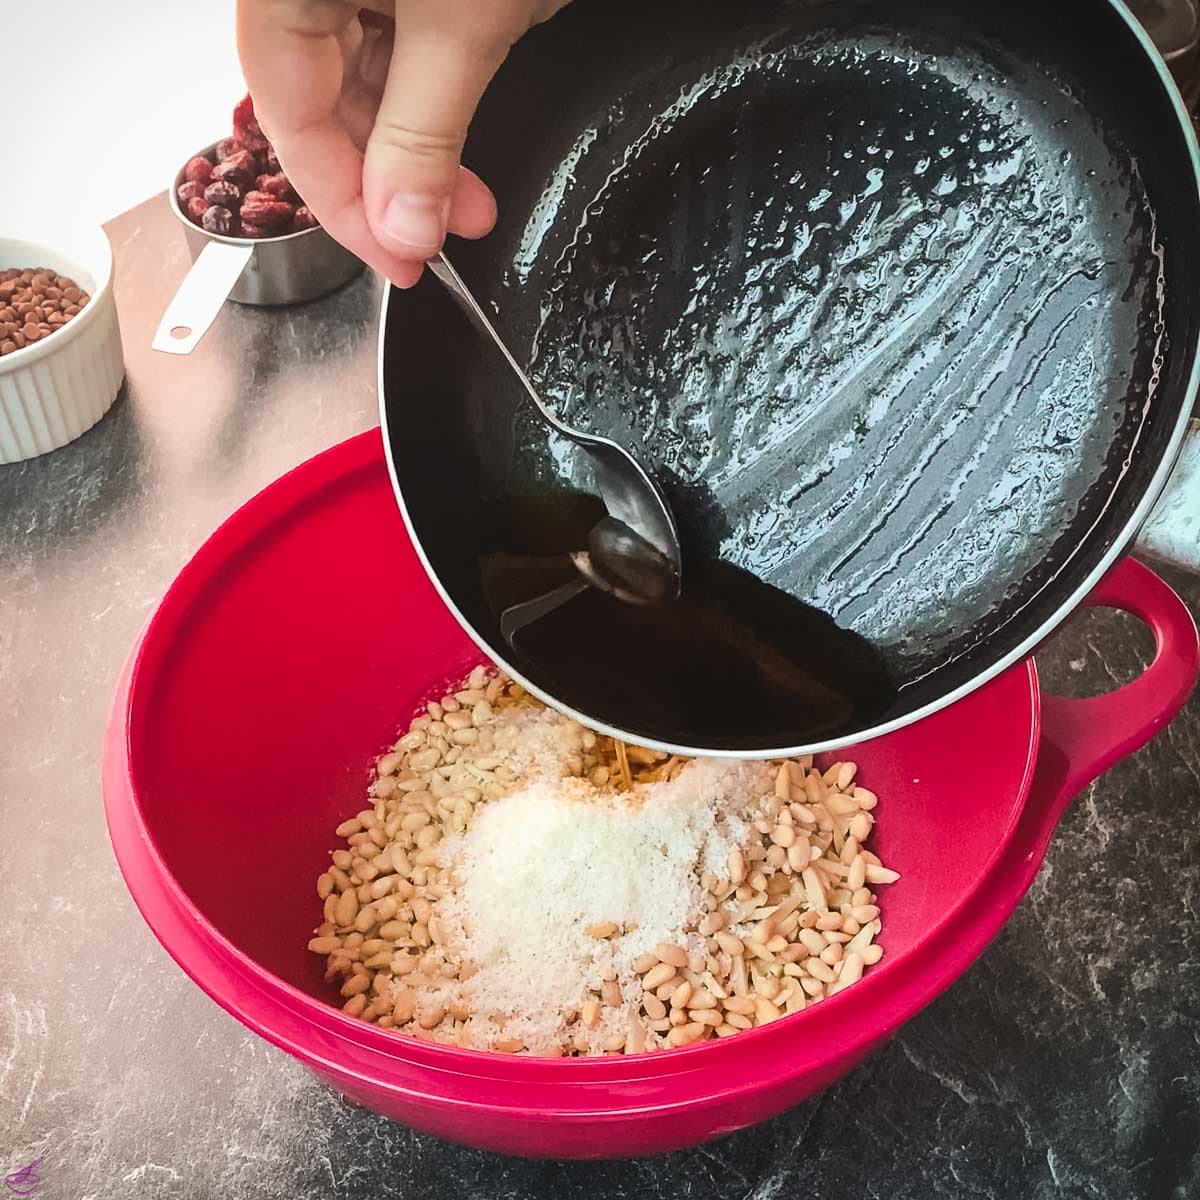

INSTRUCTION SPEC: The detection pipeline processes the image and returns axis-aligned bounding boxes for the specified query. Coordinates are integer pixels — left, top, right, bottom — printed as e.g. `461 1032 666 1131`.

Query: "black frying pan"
381 0 1200 754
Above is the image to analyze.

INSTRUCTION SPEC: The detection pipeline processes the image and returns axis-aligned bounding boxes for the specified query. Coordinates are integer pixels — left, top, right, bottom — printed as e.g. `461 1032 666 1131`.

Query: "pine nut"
643 993 667 1020
802 867 827 912
642 963 677 991
840 950 864 987
798 928 825 956
715 931 744 956
770 823 795 848
416 1004 445 1030
727 848 746 885
340 973 370 998
334 890 359 928
392 989 416 1023
312 666 896 1057
655 942 688 968
806 958 837 984
754 997 783 1024
627 1016 647 1054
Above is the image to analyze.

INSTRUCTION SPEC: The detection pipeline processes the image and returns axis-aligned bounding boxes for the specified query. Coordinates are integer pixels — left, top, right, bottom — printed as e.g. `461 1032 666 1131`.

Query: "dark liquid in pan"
480 494 896 749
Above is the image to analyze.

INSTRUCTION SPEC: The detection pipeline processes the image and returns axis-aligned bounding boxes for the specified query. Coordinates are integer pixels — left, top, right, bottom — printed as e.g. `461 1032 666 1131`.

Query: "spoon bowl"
427 252 681 604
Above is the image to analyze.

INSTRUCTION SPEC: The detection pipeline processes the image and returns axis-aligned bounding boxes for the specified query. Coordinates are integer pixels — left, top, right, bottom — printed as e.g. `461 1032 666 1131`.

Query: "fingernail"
381 194 448 253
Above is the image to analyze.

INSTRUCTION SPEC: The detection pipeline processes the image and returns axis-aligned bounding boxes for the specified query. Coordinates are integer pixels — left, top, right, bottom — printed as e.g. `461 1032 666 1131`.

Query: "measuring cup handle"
1032 557 1198 842
153 240 253 356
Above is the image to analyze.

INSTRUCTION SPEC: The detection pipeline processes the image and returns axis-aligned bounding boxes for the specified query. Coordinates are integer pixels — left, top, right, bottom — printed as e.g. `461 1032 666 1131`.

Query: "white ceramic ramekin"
0 228 125 463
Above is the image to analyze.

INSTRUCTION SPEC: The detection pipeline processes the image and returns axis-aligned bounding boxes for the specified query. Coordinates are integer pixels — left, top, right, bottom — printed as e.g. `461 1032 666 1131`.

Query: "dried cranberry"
216 137 240 162
213 153 255 190
177 180 205 204
185 196 212 223
223 147 257 175
291 205 319 232
204 180 243 209
238 221 275 240
183 156 214 185
265 145 281 174
232 93 271 152
233 93 255 132
201 205 235 236
256 173 298 202
241 192 295 229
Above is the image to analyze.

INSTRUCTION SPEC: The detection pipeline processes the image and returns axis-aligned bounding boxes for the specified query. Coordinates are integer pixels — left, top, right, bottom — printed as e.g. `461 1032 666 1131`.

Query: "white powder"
486 705 586 779
433 757 770 1053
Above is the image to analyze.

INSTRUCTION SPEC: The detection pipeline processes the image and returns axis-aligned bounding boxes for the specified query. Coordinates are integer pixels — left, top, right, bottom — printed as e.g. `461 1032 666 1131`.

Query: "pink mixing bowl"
102 429 1198 1158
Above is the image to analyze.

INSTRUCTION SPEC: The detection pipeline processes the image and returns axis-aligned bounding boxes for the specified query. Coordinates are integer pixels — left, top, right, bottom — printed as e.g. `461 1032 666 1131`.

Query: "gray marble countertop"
2 195 1199 1200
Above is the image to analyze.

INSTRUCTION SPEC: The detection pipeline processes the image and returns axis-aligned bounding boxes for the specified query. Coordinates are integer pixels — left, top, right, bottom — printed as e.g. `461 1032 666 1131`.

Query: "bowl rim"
0 227 115 374
105 428 1043 1088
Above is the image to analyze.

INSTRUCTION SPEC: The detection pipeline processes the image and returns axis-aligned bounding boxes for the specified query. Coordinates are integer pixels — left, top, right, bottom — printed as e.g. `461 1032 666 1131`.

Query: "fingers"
238 0 423 286
238 0 496 287
448 167 497 240
362 15 513 259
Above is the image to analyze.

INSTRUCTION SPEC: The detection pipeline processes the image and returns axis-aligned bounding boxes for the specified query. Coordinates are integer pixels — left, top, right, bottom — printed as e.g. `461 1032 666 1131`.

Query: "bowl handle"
1033 557 1198 839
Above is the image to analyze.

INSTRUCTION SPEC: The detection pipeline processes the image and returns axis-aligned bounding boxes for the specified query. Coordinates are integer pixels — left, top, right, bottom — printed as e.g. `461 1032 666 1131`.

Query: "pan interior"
384 0 1198 750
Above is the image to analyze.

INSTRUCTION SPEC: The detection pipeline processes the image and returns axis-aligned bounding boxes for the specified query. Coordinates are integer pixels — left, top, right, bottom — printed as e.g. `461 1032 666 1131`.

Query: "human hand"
237 1 570 287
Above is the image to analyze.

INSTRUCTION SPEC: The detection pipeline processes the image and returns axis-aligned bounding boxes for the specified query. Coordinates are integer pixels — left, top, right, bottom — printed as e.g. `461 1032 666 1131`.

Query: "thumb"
364 25 509 259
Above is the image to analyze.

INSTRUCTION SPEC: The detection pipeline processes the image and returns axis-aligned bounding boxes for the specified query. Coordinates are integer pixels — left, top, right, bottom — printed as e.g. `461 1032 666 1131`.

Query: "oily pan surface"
385 0 1198 736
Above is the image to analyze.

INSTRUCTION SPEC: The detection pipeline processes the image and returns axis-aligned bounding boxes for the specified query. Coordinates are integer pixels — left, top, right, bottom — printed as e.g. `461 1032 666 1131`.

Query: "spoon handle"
427 252 565 432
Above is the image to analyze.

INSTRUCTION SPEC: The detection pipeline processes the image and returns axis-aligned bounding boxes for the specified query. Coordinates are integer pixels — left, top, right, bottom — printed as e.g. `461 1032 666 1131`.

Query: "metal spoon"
496 515 683 643
427 252 682 604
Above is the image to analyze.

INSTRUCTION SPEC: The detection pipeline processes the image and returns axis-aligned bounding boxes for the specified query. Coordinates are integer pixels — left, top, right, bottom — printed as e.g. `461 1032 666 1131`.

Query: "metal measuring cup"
154 140 364 355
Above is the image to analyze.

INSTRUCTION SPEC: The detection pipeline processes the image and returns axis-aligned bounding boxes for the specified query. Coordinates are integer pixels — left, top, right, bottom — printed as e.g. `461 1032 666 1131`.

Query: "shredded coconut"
433 759 768 1053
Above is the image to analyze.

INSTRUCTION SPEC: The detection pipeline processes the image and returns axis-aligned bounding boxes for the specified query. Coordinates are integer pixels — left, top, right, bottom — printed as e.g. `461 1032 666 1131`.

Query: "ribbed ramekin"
0 228 125 463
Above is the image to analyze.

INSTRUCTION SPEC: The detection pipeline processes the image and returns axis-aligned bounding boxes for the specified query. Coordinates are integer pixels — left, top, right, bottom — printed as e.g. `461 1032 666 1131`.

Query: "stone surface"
1 196 1198 1200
